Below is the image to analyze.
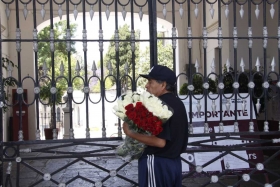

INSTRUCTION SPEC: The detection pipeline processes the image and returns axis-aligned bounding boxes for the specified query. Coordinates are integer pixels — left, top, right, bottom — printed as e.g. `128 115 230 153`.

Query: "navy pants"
138 154 182 187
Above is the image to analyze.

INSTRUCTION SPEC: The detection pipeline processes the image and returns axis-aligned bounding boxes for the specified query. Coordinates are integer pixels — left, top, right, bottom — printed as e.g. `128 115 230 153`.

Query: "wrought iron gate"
1 0 280 186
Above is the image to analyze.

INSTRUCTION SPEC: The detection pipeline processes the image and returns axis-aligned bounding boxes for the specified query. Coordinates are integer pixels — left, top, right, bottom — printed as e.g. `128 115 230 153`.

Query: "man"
122 65 188 187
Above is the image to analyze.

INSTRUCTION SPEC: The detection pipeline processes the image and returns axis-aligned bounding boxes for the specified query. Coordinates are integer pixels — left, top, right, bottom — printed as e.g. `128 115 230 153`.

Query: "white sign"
180 93 256 121
214 125 250 169
180 93 260 173
193 152 223 172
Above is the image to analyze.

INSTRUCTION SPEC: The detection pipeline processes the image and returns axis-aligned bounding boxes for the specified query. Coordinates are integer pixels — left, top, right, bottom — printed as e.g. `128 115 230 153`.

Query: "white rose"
167 110 173 118
152 108 161 117
143 97 150 106
145 103 156 115
160 108 173 119
139 94 144 102
150 98 162 108
132 94 140 102
113 105 119 112
125 91 133 97
124 94 132 101
114 111 125 120
162 105 169 111
145 104 154 113
164 105 173 117
122 98 133 108
142 91 151 98
117 100 125 113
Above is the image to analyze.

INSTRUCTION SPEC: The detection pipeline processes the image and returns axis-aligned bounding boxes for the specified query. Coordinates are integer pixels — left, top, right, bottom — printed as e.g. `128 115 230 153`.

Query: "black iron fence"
0 0 280 186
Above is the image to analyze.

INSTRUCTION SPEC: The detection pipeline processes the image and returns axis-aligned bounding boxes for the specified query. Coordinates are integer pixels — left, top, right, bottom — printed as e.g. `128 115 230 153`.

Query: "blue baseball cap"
140 65 176 85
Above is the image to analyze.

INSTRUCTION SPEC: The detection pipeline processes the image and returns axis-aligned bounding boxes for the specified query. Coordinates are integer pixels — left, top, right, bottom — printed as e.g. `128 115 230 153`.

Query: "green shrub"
179 75 217 95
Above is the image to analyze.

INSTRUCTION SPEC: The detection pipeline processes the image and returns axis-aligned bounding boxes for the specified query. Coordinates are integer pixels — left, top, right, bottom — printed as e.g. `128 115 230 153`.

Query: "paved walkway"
2 142 280 187
3 141 138 187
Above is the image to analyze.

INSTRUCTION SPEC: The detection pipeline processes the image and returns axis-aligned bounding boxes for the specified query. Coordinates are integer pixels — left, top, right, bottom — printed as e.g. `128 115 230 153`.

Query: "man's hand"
122 122 166 148
122 122 132 136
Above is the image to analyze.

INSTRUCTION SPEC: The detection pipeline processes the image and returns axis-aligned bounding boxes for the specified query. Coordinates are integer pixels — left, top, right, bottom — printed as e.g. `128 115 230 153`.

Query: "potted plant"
39 82 64 139
1 57 18 112
221 64 272 114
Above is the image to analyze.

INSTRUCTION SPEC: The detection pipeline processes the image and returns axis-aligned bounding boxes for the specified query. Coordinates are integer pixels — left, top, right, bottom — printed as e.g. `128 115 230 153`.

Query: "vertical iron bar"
188 0 192 125
115 1 120 96
233 1 238 122
115 1 122 137
263 1 268 122
216 1 221 125
130 0 136 91
279 0 280 82
40 113 43 136
82 0 89 134
248 0 253 124
15 0 23 137
15 1 21 185
172 0 176 71
66 0 73 130
49 0 57 129
16 145 20 186
218 2 223 123
99 0 106 137
33 0 40 134
203 0 206 26
172 0 175 25
202 0 207 124
187 0 191 27
148 0 157 67
0 10 3 187
44 106 47 131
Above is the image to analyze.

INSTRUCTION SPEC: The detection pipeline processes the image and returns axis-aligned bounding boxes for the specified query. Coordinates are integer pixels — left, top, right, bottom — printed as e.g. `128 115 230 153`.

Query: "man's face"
145 79 166 97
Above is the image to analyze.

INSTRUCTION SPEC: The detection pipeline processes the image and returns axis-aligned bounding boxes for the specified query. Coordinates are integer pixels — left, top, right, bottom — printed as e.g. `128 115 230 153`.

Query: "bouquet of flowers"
112 91 173 162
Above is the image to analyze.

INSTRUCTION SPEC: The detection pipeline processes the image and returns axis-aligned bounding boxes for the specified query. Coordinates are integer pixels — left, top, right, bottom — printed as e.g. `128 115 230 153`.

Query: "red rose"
155 120 162 126
152 125 163 135
147 117 153 124
138 104 148 112
136 105 144 113
135 102 143 108
128 111 137 120
134 117 141 125
148 112 153 117
125 104 134 111
140 118 146 126
152 116 159 121
125 110 132 116
140 111 147 118
140 119 147 129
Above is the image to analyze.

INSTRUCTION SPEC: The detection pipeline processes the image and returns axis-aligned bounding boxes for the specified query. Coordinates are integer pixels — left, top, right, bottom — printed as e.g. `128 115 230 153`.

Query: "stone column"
62 95 71 139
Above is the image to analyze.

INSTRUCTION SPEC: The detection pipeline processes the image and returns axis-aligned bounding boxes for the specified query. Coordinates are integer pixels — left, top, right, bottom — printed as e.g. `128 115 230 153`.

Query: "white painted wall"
8 8 36 140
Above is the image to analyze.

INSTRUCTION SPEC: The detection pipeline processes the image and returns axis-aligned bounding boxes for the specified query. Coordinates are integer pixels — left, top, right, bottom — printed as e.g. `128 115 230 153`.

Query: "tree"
101 28 173 91
38 21 77 64
37 21 83 91
136 39 174 88
103 24 140 89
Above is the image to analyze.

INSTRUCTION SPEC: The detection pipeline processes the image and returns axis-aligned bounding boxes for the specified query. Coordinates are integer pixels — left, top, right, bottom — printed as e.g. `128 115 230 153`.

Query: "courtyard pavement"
2 140 280 187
